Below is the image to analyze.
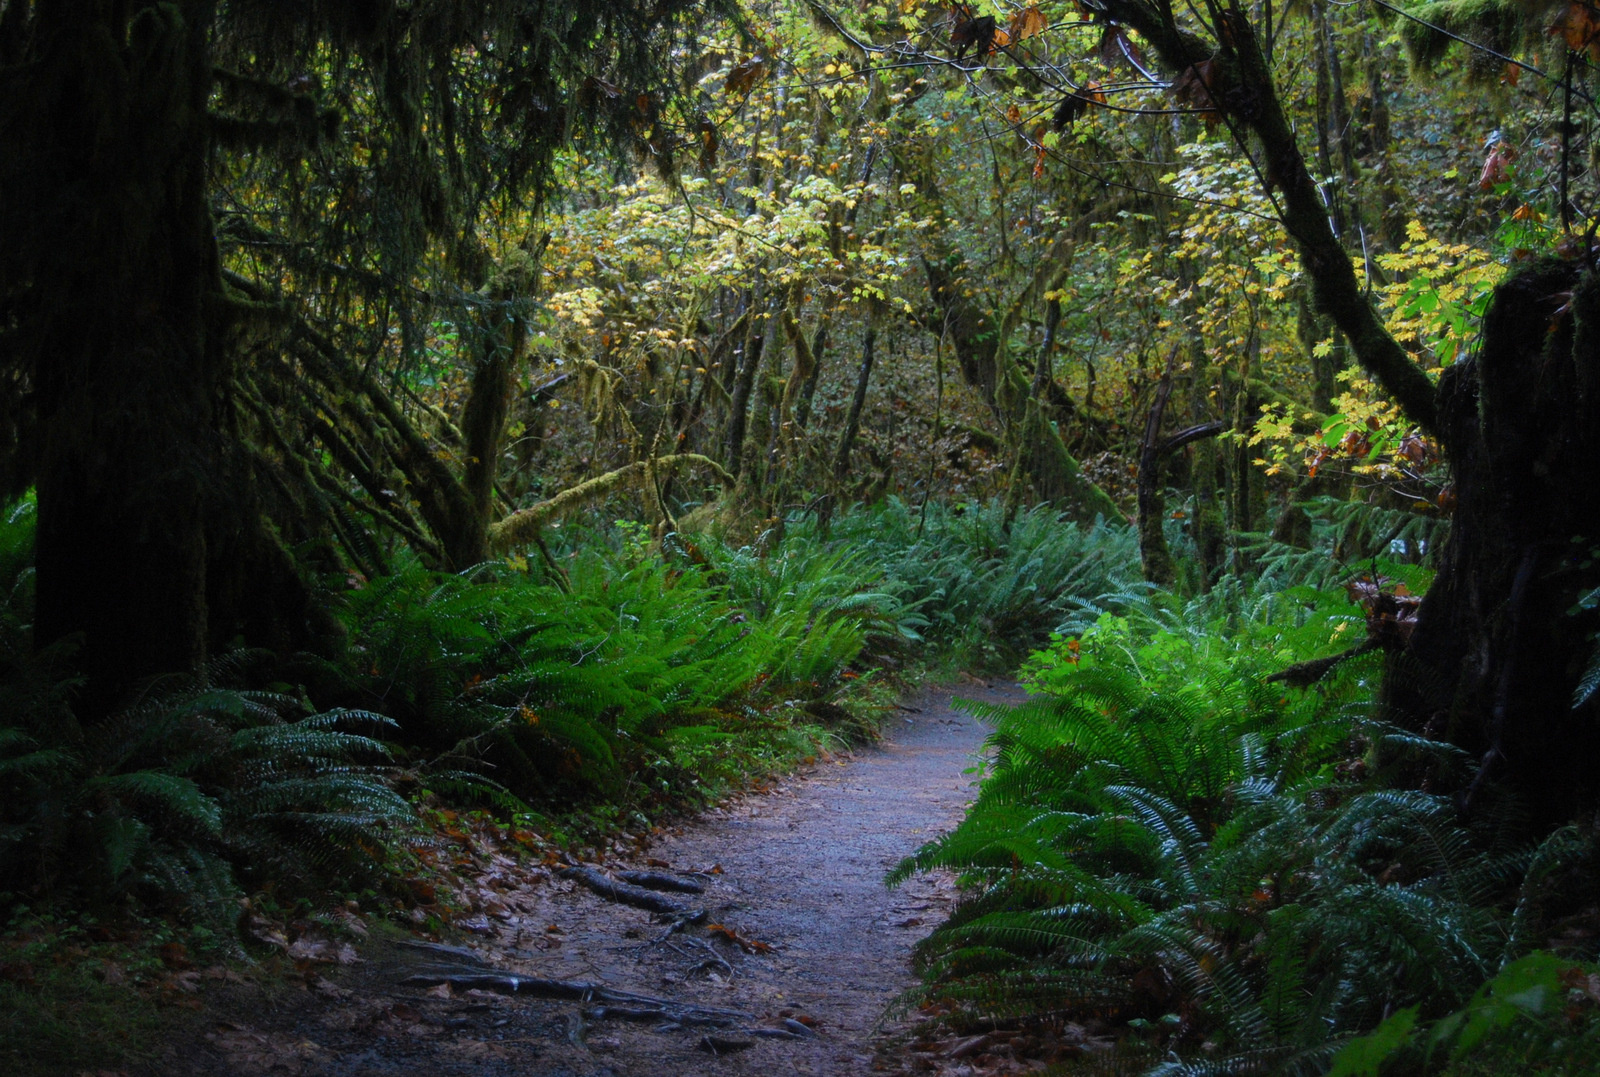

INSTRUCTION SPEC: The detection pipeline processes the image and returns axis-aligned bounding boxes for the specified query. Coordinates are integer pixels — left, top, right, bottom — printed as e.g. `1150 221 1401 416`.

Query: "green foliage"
1329 952 1600 1075
805 499 1141 670
327 517 901 812
0 941 167 1076
0 504 406 925
0 671 410 925
890 574 1586 1072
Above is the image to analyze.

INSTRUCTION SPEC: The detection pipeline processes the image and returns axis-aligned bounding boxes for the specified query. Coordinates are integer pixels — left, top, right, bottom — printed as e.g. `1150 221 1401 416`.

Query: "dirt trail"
174 680 1019 1077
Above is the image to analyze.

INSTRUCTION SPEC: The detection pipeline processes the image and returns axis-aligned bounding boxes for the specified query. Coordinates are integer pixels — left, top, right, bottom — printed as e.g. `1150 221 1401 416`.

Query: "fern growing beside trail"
889 575 1594 1073
0 670 410 926
799 498 1142 670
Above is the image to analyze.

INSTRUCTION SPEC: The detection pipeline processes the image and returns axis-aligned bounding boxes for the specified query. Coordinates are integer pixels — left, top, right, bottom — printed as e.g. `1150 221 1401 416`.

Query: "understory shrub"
0 494 1140 929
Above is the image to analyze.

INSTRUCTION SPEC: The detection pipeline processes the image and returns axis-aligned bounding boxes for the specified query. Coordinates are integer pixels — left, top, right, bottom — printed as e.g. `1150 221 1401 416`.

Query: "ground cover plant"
892 550 1600 1072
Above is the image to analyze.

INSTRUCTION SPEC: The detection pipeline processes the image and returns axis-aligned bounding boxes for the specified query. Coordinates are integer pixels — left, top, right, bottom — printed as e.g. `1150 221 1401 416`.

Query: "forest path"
175 680 1017 1077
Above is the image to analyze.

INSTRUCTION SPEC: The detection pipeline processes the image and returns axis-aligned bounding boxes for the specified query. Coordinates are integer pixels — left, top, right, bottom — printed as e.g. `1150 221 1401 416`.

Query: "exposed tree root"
560 864 707 917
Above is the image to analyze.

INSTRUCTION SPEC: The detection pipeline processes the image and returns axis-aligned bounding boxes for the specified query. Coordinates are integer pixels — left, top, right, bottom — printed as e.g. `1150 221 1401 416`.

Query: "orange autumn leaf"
708 923 775 954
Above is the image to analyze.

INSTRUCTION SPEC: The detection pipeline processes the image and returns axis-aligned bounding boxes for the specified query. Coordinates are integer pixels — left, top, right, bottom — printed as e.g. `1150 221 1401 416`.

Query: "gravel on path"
169 680 1021 1077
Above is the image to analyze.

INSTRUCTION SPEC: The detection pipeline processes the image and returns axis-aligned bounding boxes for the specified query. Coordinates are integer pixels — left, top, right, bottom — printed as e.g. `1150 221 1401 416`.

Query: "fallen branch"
615 869 706 894
560 865 707 918
394 940 491 965
583 1004 761 1029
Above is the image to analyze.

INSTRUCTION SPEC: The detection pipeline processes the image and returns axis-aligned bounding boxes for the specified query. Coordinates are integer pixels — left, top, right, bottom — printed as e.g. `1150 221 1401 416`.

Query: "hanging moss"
1397 0 1529 73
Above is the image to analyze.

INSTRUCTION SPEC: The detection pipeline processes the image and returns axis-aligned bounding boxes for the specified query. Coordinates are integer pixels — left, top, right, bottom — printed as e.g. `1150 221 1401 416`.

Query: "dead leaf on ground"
242 913 289 951
206 1024 328 1076
707 923 774 954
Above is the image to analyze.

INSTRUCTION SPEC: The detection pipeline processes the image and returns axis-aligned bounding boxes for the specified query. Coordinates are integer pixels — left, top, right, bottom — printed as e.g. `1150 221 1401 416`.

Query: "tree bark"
1382 260 1600 828
833 326 877 480
1137 369 1177 586
11 3 310 714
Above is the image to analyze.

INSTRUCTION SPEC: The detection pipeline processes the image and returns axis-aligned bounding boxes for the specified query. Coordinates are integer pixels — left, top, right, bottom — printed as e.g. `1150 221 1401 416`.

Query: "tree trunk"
922 256 1123 521
833 326 877 480
16 3 308 715
1137 370 1177 586
724 295 770 478
17 8 219 713
450 322 517 569
1383 260 1600 829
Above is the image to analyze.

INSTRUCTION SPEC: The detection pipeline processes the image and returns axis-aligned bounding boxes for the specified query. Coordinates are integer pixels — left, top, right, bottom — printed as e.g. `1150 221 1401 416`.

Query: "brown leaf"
950 8 998 60
287 935 359 965
1096 25 1144 70
725 56 768 95
165 970 204 994
311 975 352 999
1549 1 1600 59
1171 59 1223 126
1052 83 1105 129
1009 5 1047 41
1478 142 1515 189
698 119 718 171
707 923 775 954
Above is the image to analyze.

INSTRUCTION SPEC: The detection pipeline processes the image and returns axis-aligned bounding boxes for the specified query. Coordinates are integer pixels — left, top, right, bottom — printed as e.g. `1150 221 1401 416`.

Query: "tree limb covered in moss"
488 455 736 551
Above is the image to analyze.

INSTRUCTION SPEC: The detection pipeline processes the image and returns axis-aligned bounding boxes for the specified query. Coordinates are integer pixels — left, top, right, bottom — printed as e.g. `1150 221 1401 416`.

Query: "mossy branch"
487 454 735 551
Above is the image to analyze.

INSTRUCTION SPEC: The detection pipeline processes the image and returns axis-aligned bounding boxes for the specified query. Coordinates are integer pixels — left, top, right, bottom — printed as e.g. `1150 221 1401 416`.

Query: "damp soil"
161 680 1020 1077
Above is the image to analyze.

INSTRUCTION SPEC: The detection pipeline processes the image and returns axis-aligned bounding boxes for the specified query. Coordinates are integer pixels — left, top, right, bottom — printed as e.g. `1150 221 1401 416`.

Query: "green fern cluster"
0 670 409 925
0 501 406 924
323 524 901 810
802 498 1141 670
890 575 1584 1073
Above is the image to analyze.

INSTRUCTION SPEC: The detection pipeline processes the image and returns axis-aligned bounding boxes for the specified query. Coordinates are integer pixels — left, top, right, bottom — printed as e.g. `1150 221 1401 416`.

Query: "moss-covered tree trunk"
1384 260 1600 828
1076 0 1600 826
1136 369 1177 586
921 255 1123 522
11 3 308 715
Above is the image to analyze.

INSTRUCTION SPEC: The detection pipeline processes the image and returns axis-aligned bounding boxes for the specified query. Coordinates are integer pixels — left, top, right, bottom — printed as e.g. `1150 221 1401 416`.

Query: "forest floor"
150 679 1019 1077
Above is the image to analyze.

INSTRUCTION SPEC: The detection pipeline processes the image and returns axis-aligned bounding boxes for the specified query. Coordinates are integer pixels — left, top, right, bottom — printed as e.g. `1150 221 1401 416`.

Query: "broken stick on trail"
163 681 1015 1077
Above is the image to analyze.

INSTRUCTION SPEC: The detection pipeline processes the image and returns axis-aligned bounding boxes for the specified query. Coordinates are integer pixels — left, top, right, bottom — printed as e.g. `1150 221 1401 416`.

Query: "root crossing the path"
169 681 1016 1077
